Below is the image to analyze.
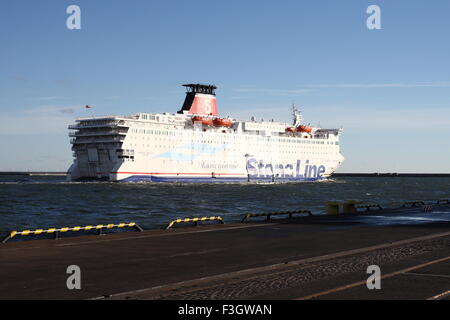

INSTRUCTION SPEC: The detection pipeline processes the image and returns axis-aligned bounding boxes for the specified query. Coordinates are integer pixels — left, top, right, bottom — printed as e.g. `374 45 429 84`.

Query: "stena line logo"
247 158 326 179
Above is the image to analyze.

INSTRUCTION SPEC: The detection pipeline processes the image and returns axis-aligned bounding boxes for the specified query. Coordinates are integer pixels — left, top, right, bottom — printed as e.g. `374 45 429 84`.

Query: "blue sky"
1 0 449 172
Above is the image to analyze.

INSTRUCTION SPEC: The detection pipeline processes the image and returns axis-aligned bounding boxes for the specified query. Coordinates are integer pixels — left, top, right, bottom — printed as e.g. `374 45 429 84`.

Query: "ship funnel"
178 84 218 116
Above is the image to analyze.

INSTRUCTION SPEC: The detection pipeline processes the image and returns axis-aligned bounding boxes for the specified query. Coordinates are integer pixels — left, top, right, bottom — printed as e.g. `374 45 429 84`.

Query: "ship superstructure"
68 84 344 182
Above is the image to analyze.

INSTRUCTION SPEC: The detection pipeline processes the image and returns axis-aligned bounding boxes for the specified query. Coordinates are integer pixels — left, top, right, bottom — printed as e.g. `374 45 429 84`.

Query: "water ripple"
0 175 449 232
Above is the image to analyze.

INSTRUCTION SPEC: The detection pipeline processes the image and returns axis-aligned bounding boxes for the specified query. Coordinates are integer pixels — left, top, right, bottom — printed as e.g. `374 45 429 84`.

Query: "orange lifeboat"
213 118 232 128
296 125 313 133
192 116 213 126
285 127 295 133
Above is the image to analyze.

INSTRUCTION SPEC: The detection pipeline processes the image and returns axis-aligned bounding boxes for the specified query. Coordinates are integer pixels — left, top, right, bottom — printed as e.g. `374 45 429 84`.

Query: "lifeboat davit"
192 116 213 126
285 127 295 133
296 125 313 133
213 118 232 128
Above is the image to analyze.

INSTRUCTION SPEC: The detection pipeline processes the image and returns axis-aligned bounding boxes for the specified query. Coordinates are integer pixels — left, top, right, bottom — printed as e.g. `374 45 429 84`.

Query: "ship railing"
70 137 124 144
69 123 130 130
69 123 119 129
69 130 127 137
75 115 133 121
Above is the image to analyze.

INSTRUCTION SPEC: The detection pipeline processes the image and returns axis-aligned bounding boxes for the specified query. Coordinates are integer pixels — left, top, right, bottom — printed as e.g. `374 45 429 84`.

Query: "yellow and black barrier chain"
402 201 425 208
165 216 224 230
356 204 383 212
241 210 313 223
2 222 143 243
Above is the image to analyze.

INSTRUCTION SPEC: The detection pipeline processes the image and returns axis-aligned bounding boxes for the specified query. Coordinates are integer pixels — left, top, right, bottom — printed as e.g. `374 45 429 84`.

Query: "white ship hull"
67 84 344 183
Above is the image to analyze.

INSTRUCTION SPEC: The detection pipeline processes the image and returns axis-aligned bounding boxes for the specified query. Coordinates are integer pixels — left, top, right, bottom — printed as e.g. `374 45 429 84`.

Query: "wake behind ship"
67 84 344 182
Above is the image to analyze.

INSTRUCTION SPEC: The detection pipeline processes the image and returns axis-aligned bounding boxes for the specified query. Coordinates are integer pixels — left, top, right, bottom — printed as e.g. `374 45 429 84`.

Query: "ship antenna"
292 104 302 127
292 103 296 125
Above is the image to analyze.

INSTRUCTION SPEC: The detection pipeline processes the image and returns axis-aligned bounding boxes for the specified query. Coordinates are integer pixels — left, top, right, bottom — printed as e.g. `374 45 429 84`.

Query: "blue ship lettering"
247 158 326 179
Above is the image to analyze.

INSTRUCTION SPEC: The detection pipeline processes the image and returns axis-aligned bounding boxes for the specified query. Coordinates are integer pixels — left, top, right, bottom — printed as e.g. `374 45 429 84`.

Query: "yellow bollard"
343 200 364 214
326 201 341 215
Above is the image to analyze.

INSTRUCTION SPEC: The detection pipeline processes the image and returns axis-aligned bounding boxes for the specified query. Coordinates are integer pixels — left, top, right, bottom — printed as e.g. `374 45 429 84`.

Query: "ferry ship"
67 84 344 182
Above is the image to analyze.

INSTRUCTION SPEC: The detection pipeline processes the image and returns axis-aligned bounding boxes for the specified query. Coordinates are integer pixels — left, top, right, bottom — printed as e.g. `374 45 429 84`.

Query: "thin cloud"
228 103 450 131
234 82 450 96
233 88 313 96
304 81 450 88
54 78 75 86
33 96 63 101
9 75 29 82
23 106 79 115
0 114 75 135
304 105 450 131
